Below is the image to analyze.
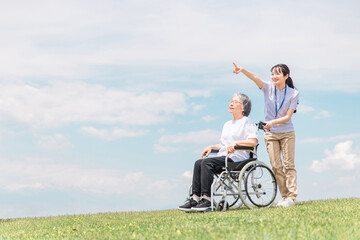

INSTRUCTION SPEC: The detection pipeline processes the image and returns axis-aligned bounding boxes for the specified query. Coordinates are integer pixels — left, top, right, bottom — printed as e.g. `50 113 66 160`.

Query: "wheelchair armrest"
234 145 254 151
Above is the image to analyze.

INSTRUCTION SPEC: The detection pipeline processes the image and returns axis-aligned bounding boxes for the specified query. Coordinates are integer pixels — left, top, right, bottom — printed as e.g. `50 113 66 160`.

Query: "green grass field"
0 198 359 239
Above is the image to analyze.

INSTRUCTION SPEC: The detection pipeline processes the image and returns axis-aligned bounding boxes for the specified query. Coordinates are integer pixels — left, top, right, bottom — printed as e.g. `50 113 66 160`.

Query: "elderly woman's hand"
201 146 213 158
226 142 237 155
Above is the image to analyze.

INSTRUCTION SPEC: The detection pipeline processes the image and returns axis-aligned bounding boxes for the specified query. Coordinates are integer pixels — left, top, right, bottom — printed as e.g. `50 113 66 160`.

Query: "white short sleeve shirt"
217 117 258 162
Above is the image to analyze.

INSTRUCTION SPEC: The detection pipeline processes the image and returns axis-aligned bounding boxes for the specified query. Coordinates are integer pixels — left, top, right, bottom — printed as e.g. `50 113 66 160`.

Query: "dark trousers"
191 156 233 197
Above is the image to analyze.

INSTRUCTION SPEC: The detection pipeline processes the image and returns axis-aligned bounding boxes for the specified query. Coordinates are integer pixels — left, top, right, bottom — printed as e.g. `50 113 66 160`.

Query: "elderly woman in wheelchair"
178 93 277 212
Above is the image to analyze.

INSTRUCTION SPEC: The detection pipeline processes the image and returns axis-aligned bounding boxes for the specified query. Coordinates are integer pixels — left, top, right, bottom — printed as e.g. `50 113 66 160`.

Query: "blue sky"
0 0 359 218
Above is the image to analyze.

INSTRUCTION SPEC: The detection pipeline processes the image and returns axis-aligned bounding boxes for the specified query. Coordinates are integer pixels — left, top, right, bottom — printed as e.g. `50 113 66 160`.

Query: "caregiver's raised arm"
232 62 263 89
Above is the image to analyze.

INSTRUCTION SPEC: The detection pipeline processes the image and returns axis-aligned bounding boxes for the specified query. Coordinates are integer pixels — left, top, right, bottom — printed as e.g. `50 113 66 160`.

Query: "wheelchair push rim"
238 161 277 209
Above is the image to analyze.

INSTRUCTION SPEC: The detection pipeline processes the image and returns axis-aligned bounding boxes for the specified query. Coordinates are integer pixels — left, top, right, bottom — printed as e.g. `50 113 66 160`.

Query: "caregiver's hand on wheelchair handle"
264 121 273 130
257 121 272 131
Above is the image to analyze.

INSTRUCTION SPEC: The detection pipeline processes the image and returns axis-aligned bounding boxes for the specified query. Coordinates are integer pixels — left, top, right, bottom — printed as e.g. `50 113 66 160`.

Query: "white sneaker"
275 198 286 207
281 198 295 208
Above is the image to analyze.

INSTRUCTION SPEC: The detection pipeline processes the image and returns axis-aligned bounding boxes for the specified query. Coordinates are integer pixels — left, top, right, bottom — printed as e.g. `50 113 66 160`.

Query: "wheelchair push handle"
256 121 270 131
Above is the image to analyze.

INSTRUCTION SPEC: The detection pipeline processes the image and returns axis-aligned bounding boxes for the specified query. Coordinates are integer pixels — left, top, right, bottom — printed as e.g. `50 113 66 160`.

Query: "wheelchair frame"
188 144 277 211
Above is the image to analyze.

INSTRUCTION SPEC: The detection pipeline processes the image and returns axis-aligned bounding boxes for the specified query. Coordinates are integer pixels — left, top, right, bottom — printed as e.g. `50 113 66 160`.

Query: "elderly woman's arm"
201 144 221 158
226 138 258 154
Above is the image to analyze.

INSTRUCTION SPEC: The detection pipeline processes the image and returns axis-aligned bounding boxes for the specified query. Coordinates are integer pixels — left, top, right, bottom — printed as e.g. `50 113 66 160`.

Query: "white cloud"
155 129 220 153
81 126 148 141
299 133 360 144
37 134 71 150
314 110 332 120
202 115 216 122
0 1 359 92
0 157 191 199
309 141 360 173
154 144 177 153
147 180 175 192
186 90 211 98
182 170 193 180
336 175 357 185
0 82 187 128
190 103 205 112
296 104 332 121
297 104 315 114
159 129 220 144
157 128 166 133
0 157 145 195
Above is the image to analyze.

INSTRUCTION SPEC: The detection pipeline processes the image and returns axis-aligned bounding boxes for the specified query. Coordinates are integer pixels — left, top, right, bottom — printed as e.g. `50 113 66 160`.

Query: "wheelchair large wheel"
212 172 243 210
238 161 277 209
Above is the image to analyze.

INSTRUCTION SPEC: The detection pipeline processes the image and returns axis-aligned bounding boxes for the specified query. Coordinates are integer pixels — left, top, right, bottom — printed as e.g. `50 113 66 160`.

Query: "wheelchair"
188 123 277 211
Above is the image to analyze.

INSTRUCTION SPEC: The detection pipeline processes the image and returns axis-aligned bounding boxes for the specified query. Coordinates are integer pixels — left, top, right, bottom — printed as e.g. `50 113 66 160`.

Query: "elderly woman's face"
228 96 243 115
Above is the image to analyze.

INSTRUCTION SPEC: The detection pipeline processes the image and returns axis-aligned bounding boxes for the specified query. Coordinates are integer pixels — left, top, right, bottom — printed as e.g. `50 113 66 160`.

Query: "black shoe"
191 198 212 211
178 198 198 212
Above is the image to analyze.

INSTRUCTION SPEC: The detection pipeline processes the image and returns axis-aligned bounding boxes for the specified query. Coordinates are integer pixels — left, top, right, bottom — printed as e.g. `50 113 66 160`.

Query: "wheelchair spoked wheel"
213 173 243 210
238 161 277 209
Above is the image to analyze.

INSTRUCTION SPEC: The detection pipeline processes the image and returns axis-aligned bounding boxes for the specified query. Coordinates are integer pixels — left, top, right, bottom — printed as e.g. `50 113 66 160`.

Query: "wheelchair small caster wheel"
217 200 229 211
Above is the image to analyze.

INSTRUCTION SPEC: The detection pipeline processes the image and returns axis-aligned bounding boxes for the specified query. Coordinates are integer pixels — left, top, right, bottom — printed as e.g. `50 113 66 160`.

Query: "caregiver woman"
233 63 299 208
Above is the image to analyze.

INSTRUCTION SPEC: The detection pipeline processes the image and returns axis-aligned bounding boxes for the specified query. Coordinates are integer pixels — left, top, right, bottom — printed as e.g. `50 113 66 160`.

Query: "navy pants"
191 156 233 197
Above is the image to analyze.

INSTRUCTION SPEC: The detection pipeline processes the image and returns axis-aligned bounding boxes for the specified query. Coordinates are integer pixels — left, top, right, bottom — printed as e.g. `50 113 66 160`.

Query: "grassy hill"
0 198 359 239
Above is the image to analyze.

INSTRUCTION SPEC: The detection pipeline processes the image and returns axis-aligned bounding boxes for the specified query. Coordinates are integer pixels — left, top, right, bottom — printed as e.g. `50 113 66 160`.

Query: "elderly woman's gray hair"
232 93 252 117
